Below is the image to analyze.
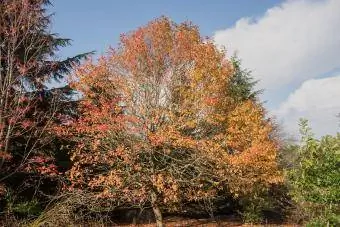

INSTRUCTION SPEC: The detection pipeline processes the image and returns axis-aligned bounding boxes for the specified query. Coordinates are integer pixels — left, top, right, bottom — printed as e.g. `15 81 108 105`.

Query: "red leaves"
204 96 219 106
0 151 12 161
29 156 48 164
18 96 29 103
148 132 166 147
17 63 29 75
23 155 59 177
96 124 109 131
21 119 33 129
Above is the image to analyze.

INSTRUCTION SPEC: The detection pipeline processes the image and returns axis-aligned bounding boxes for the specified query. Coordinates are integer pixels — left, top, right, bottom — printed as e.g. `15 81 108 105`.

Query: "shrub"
287 119 340 226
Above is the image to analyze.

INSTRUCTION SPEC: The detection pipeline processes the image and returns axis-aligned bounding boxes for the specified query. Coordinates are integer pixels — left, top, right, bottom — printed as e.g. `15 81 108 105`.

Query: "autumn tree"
0 0 89 206
224 100 283 221
61 17 282 226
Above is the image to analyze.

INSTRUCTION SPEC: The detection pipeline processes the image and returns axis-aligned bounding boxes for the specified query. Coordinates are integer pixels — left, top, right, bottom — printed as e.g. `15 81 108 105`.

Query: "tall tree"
0 0 90 197
59 17 233 226
59 17 282 226
228 56 261 103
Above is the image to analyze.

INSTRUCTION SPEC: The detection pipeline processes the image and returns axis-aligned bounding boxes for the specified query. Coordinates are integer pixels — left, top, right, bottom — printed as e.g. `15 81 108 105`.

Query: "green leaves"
228 56 261 103
287 120 340 225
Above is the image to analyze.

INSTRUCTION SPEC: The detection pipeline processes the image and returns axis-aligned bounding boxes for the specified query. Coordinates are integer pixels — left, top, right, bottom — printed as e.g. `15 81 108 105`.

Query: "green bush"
11 199 41 217
287 119 340 226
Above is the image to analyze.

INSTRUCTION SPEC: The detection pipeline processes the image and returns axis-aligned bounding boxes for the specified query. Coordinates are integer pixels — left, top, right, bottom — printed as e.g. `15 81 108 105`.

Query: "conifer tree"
0 0 91 197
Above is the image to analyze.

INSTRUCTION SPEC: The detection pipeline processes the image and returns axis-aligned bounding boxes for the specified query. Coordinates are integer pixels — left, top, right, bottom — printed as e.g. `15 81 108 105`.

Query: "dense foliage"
0 0 89 218
0 1 338 226
55 17 283 226
287 119 340 226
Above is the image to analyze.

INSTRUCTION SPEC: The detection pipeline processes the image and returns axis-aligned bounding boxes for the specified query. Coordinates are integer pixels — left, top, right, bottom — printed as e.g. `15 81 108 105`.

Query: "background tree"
225 100 283 222
287 119 339 226
0 0 90 216
228 56 261 103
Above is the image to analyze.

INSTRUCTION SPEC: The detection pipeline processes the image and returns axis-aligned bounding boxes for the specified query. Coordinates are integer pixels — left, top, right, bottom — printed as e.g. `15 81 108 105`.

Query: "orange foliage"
59 17 283 216
226 101 283 196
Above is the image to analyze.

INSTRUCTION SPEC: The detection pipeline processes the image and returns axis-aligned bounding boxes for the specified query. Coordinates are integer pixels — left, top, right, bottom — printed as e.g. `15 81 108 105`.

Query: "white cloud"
214 0 340 137
214 0 340 89
274 75 340 137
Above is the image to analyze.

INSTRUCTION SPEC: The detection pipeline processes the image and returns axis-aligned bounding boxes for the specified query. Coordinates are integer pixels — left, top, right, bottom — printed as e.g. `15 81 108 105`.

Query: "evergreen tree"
0 0 91 207
228 56 261 103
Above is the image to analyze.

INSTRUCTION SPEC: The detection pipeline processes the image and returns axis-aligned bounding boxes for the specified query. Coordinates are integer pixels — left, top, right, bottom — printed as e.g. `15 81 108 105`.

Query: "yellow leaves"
92 139 101 151
152 173 179 203
226 100 273 151
224 100 284 197
148 132 166 147
226 138 283 197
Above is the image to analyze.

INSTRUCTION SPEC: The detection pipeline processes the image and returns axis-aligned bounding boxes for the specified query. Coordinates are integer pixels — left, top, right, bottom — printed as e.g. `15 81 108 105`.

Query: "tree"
287 119 340 226
0 0 90 205
228 56 261 103
225 100 283 222
60 17 282 226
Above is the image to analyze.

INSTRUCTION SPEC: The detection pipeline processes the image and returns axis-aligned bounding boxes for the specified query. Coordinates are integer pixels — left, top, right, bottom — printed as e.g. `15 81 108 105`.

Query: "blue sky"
49 0 340 138
50 0 282 57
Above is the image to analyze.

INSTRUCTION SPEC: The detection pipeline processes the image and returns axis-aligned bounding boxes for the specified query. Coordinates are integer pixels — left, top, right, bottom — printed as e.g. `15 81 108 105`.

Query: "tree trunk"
151 191 164 227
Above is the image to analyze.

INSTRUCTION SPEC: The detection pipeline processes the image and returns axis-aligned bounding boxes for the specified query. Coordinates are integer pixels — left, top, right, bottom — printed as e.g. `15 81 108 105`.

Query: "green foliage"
3 189 42 218
11 200 41 217
228 56 262 103
238 196 267 224
287 119 340 226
